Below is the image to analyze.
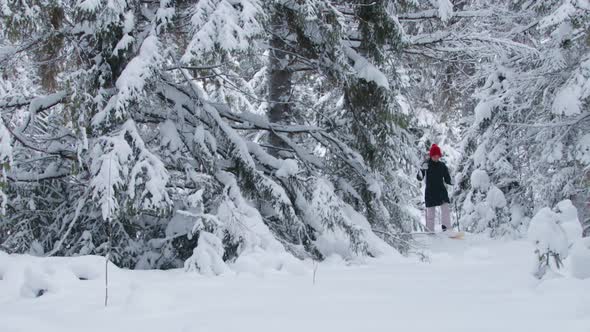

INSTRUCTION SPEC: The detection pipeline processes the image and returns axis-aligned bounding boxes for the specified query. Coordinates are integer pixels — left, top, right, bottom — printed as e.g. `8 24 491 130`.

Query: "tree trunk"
267 9 292 157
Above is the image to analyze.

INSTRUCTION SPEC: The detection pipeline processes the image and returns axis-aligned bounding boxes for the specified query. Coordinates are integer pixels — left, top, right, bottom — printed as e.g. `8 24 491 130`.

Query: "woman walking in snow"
417 144 453 233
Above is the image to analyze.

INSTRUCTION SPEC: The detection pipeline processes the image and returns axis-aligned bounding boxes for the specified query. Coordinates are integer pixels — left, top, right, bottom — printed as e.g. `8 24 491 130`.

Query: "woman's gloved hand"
420 159 429 171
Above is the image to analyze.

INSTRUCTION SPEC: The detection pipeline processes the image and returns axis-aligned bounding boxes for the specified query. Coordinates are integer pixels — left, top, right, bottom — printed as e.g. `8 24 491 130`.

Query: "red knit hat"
429 144 442 158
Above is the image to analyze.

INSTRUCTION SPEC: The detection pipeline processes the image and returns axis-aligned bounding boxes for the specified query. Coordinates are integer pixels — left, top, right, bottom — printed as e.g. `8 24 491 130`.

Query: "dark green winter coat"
417 159 452 207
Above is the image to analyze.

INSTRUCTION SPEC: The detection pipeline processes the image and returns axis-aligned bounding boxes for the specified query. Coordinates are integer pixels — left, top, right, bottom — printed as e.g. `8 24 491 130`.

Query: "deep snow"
1 235 589 332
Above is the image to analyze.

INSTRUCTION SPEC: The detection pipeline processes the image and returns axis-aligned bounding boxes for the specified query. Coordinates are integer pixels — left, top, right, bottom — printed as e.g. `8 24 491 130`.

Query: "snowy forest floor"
1 235 589 332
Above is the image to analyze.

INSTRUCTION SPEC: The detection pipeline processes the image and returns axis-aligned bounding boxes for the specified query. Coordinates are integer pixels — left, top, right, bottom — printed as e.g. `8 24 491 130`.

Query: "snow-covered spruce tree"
258 1 424 249
0 0 75 255
184 0 428 257
0 0 176 266
341 1 420 242
455 63 527 236
460 169 510 235
158 0 406 263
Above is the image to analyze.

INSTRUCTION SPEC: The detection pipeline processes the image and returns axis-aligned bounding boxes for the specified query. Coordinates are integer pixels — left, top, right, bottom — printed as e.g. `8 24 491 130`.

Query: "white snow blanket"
1 235 589 332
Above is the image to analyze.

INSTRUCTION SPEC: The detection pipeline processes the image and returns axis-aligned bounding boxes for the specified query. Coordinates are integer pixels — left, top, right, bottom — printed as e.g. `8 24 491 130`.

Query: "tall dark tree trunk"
267 9 292 157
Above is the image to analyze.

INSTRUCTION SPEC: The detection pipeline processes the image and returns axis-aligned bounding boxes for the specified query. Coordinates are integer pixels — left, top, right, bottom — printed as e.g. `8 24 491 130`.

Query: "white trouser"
425 203 451 232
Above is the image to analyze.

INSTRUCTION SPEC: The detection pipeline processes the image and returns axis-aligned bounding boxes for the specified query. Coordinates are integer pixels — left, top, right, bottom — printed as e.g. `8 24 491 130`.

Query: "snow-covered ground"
1 235 589 332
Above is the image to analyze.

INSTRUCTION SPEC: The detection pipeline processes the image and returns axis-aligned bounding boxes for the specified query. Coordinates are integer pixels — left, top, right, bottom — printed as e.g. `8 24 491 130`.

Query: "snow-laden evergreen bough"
0 0 455 271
